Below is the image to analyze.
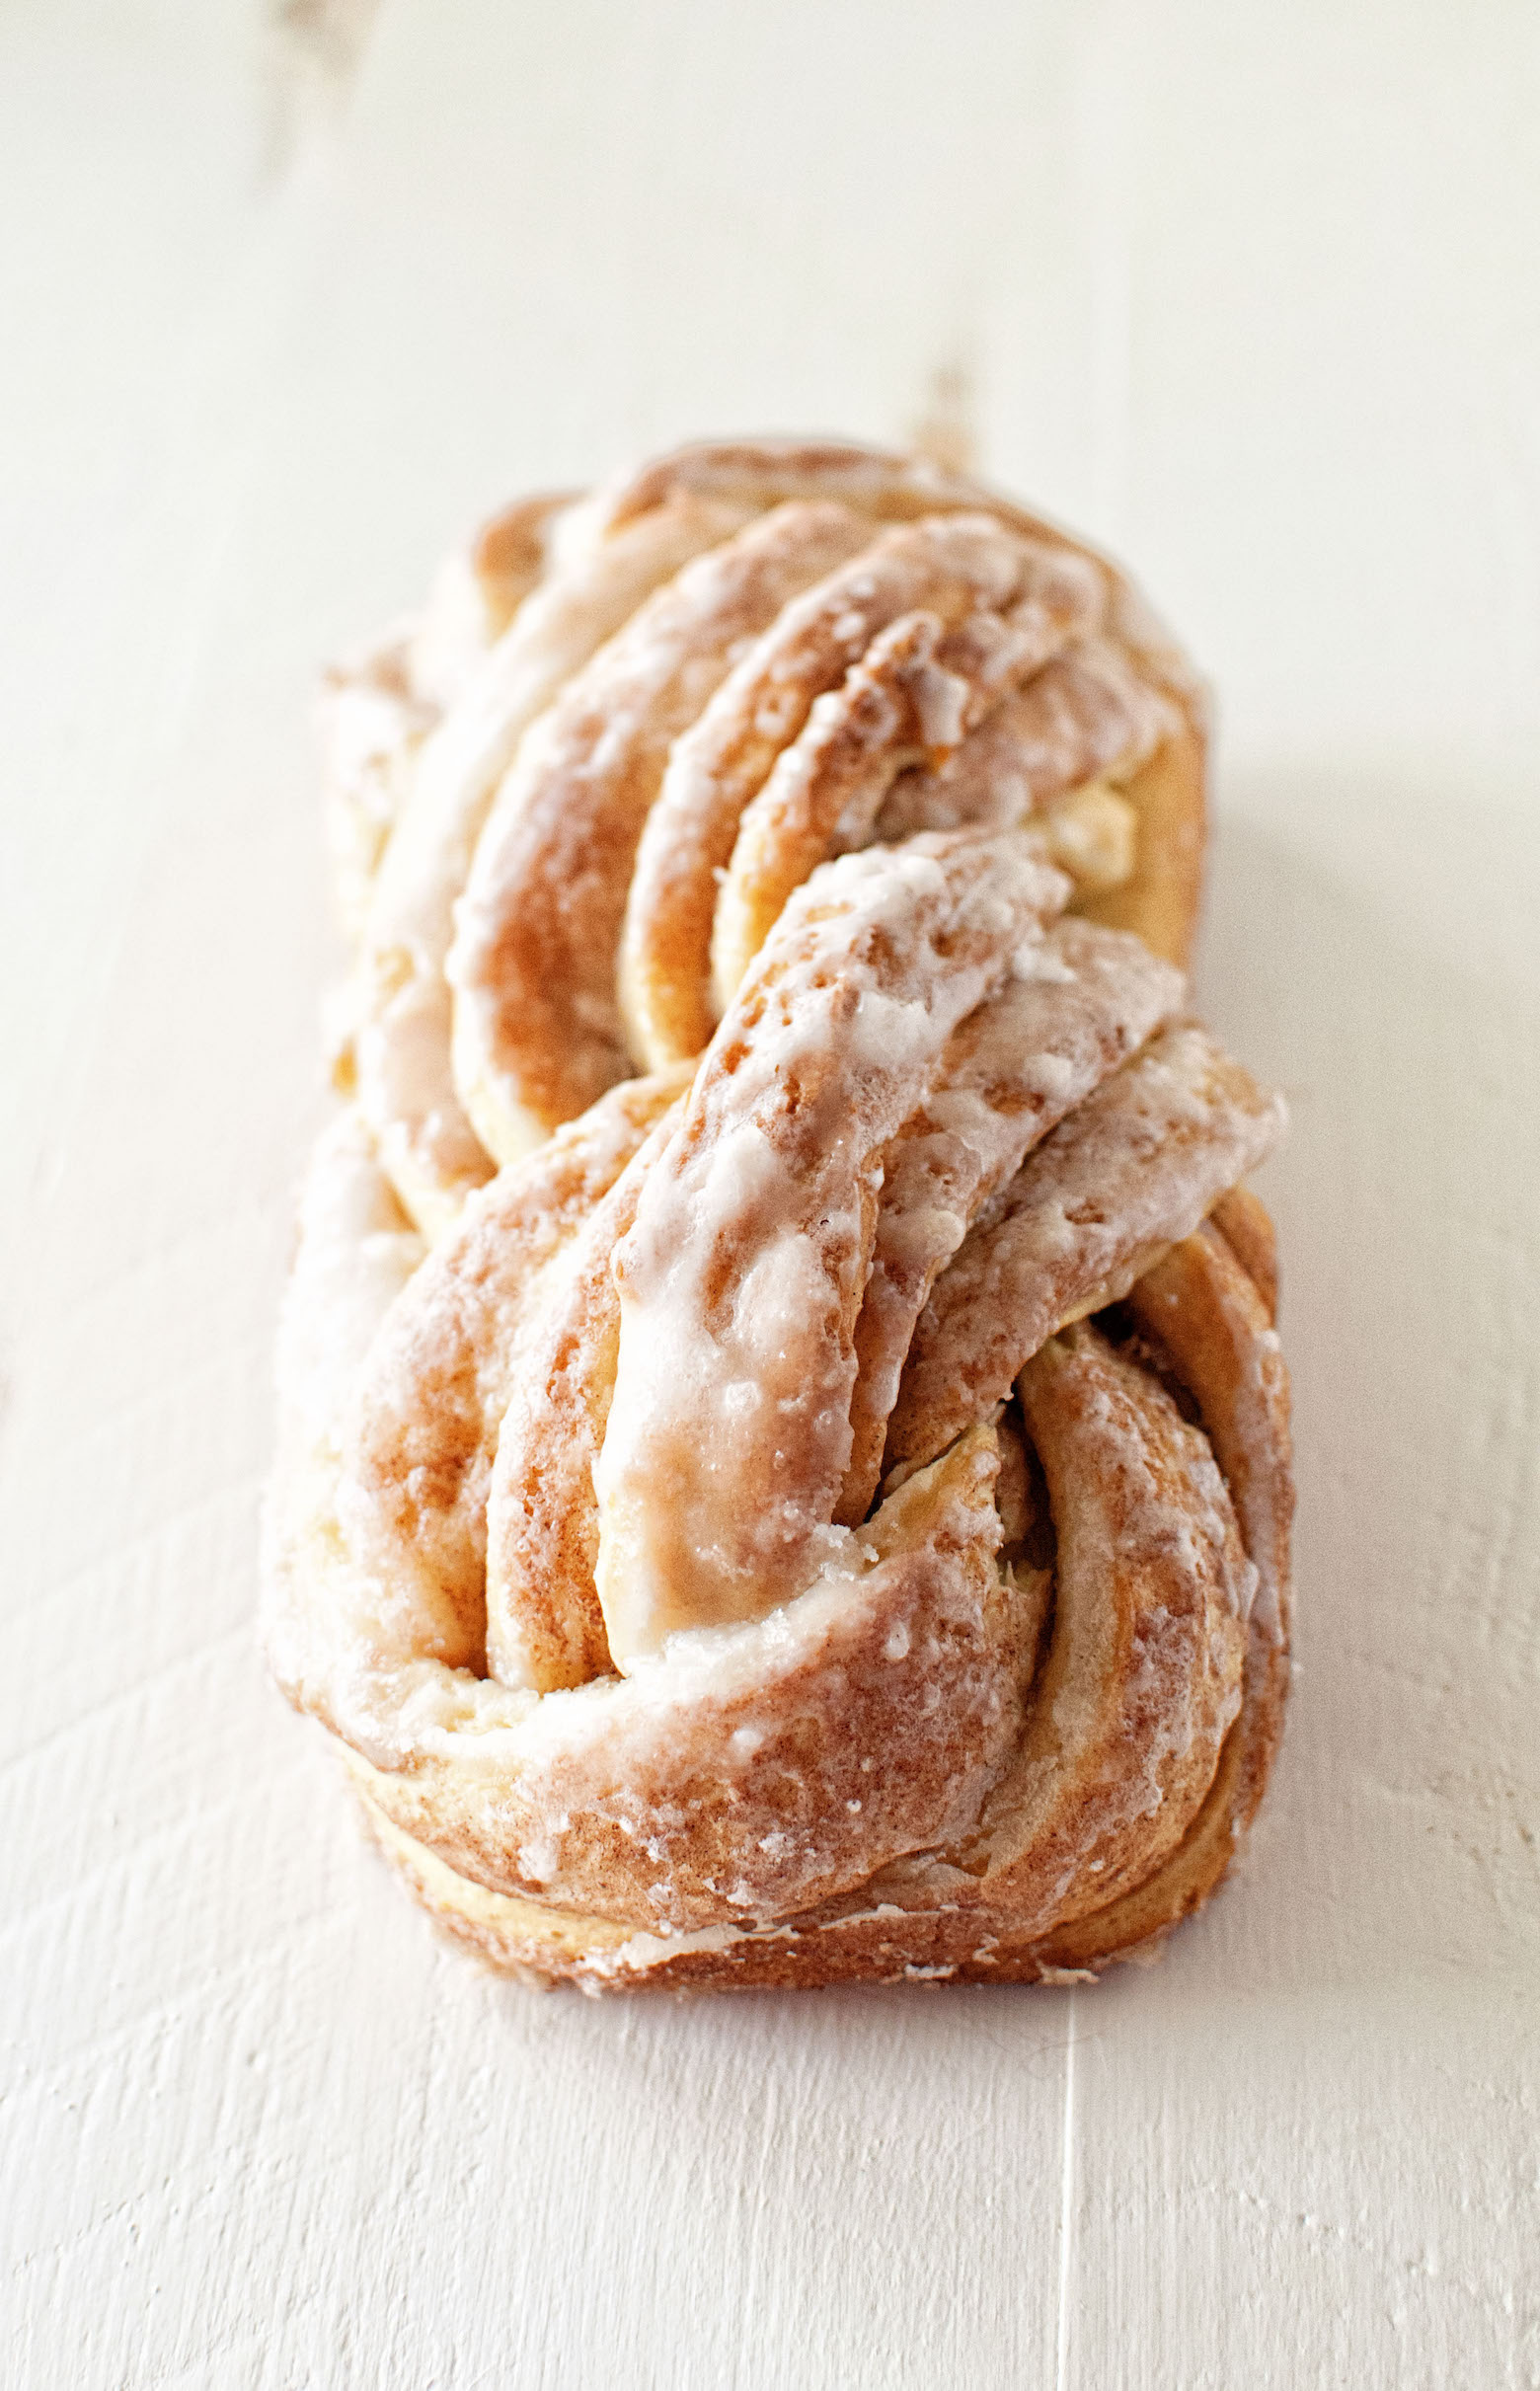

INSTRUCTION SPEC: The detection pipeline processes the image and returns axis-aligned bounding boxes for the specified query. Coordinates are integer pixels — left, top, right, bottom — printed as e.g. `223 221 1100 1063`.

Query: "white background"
3 3 1538 2384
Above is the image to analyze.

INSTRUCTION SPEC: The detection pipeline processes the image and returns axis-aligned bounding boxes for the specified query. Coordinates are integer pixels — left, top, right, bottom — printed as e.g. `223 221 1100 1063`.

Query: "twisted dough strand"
447 501 874 1161
838 916 1184 1524
619 516 1102 1070
884 1020 1287 1482
354 489 754 1233
595 833 1070 1661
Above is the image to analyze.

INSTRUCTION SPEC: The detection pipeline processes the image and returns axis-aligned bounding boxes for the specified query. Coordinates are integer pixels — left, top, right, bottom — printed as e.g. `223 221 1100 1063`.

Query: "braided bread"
269 439 1290 1990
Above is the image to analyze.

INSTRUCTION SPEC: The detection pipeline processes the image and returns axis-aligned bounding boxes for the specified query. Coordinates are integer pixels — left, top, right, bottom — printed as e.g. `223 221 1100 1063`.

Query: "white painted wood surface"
3 3 1538 2383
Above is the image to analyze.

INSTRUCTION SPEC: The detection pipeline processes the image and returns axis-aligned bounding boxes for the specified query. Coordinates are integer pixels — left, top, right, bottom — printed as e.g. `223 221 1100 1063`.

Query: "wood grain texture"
2 1 1537 2384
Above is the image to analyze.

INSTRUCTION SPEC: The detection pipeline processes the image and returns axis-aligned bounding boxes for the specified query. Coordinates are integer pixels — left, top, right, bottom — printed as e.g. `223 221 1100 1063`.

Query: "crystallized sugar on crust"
591 436 1037 537
709 547 1106 1012
884 1021 1287 1480
595 832 1069 1662
353 489 755 1235
335 1071 687 1676
618 514 1100 1073
263 436 1293 1990
447 1431 1021 1933
838 918 1184 1523
919 1324 1252 1942
324 436 1207 1248
876 637 1172 843
1126 1221 1293 1648
482 1100 686 1692
447 502 874 1162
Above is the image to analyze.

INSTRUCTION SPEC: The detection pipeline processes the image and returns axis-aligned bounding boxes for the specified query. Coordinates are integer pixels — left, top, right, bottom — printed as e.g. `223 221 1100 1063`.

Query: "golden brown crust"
450 502 875 1157
883 1022 1286 1480
320 437 1211 1240
347 1212 1290 1991
837 918 1185 1524
470 491 579 631
267 437 1291 1995
1210 1180 1280 1321
1076 708 1207 968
